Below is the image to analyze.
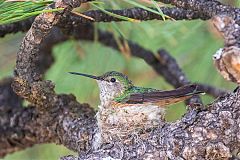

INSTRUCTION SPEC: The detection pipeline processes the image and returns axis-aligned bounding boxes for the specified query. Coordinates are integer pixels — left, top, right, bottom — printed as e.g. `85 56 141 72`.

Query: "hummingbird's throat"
97 80 124 106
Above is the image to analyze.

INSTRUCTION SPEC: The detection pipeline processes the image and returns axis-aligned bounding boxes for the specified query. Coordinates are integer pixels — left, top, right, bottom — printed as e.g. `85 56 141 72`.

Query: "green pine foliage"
0 0 65 25
0 0 167 25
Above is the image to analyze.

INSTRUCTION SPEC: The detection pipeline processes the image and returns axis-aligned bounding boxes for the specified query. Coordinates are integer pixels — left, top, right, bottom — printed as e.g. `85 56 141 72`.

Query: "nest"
96 104 166 145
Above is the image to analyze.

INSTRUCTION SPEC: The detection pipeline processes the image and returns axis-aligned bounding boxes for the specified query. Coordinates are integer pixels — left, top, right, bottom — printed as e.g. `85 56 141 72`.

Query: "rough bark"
0 17 34 37
0 77 96 158
212 15 240 84
68 7 210 24
157 0 240 25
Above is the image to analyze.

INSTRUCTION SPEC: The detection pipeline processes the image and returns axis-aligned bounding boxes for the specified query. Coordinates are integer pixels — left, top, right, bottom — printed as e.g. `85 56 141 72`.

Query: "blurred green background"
0 1 238 160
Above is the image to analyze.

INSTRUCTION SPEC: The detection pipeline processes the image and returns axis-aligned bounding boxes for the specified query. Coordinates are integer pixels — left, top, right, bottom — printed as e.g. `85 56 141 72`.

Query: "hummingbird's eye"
110 78 116 82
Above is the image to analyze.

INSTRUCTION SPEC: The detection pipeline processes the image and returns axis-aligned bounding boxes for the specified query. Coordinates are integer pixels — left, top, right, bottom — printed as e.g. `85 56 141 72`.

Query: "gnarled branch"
158 0 240 24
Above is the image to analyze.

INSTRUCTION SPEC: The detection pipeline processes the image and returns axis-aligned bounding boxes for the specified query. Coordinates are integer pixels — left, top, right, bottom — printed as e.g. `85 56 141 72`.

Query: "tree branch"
158 0 240 24
0 17 34 37
68 7 210 24
0 78 96 158
1 0 239 38
0 6 209 38
196 83 229 98
212 15 240 84
6 0 97 157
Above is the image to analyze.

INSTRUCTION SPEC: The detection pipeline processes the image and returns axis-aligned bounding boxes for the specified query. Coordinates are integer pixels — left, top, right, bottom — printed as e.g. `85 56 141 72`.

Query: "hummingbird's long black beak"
68 72 101 80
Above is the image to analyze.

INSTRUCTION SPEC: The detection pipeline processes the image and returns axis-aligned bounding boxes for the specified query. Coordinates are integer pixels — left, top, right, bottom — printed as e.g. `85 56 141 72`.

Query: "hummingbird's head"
69 71 133 105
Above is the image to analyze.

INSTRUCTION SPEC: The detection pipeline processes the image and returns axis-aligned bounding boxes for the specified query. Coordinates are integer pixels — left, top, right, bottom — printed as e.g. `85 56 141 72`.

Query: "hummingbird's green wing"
115 84 204 105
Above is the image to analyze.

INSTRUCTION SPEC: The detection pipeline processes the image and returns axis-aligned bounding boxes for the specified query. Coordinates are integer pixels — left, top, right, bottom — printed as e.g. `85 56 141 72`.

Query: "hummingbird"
69 71 204 147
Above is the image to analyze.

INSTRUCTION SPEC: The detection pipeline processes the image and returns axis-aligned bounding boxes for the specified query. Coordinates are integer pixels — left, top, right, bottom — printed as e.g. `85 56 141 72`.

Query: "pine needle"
0 0 63 25
122 0 168 21
90 2 140 23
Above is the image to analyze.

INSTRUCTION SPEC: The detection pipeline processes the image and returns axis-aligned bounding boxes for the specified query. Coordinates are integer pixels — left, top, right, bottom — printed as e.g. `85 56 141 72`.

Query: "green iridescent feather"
114 86 157 103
